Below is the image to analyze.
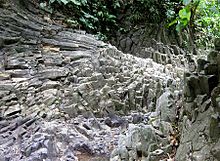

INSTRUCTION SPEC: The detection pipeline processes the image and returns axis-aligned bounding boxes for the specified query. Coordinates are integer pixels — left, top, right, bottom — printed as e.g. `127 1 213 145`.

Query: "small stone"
0 72 10 80
0 83 14 91
131 113 143 124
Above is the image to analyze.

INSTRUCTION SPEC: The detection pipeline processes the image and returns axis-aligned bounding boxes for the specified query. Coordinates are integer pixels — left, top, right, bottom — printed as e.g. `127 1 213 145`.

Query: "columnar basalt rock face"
175 39 220 161
0 6 185 120
0 1 184 160
112 27 188 68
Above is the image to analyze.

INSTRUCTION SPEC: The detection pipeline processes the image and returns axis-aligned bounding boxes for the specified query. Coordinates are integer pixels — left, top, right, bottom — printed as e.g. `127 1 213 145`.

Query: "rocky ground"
0 1 220 161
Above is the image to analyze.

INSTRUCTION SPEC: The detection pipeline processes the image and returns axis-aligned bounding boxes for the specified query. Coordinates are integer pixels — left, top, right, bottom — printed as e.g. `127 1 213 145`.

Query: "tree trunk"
188 1 199 55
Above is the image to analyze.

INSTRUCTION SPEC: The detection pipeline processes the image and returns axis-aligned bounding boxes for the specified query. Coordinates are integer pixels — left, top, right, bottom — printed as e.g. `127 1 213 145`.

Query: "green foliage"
126 0 164 23
39 0 219 48
40 0 177 40
168 0 220 48
40 0 122 40
168 0 199 31
195 0 220 47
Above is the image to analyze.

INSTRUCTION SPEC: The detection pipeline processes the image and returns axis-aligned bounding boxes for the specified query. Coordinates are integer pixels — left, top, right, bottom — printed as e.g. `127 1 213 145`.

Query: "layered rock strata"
0 1 186 161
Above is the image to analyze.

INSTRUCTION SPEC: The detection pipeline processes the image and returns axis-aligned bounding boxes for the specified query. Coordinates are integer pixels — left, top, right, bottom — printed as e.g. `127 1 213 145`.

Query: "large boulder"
110 123 172 161
156 90 176 122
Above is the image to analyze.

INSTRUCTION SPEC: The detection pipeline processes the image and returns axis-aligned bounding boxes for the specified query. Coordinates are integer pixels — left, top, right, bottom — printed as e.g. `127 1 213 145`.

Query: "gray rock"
6 57 29 69
39 68 68 79
131 112 143 124
207 51 218 64
210 114 220 142
0 83 14 91
0 3 185 161
211 140 220 159
204 63 218 75
0 72 10 80
214 38 220 51
156 91 176 122
4 104 21 117
111 124 166 160
149 149 164 161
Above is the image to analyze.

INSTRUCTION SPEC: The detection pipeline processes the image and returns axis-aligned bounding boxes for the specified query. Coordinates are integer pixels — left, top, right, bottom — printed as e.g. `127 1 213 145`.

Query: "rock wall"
111 26 191 72
0 1 184 160
112 24 180 54
175 38 220 161
2 1 218 161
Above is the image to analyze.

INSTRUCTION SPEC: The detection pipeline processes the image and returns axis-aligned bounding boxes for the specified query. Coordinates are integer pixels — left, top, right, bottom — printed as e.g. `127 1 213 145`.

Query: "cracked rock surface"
0 1 183 160
1 0 219 161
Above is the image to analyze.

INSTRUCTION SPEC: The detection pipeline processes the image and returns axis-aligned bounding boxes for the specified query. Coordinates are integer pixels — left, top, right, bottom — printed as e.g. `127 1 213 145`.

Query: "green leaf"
80 0 87 5
79 17 94 29
82 11 98 22
49 0 56 4
40 2 47 8
168 19 178 27
40 2 53 13
107 14 116 19
97 11 103 17
113 1 120 8
69 0 81 5
180 18 188 26
179 8 191 21
60 0 69 5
